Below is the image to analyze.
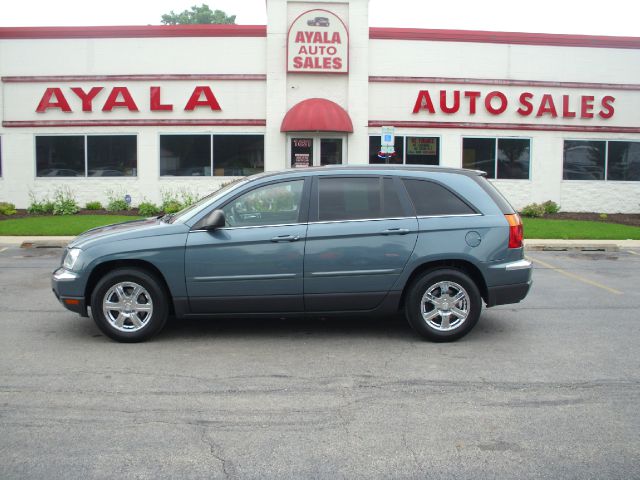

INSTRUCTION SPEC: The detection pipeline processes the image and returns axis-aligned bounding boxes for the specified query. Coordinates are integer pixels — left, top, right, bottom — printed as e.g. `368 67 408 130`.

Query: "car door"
185 178 310 314
304 175 418 311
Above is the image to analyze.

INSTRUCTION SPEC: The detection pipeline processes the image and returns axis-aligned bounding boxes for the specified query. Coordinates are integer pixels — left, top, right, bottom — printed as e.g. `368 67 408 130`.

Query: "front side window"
318 176 405 221
463 137 530 179
403 179 476 216
222 180 304 227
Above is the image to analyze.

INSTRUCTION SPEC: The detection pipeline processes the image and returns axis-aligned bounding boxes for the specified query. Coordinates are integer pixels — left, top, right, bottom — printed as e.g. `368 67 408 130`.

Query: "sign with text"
287 9 348 74
381 126 395 146
407 137 437 156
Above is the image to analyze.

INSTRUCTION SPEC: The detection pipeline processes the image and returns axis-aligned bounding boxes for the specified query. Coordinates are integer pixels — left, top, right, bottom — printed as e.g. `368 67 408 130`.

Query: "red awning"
280 98 353 133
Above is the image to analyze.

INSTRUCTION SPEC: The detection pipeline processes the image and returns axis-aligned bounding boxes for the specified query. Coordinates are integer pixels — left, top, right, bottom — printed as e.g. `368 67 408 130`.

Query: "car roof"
246 165 487 183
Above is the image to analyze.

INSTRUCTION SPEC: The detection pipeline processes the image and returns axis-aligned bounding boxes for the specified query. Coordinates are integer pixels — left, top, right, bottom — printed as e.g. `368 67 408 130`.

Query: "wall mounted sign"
287 9 348 74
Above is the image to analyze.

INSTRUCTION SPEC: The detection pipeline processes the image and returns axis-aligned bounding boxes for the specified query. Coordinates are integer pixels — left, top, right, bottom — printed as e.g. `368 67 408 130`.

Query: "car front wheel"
405 268 482 342
90 268 169 342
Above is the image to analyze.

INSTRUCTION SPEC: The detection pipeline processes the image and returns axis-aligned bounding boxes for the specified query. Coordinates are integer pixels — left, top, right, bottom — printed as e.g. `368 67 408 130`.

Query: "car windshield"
165 178 247 224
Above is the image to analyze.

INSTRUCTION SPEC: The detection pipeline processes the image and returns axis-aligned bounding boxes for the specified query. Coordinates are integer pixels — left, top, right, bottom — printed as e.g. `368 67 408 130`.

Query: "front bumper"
51 267 88 317
485 258 533 307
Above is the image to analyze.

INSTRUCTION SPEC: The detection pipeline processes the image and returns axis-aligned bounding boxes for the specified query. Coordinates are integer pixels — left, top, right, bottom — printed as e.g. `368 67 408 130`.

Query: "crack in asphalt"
199 425 237 479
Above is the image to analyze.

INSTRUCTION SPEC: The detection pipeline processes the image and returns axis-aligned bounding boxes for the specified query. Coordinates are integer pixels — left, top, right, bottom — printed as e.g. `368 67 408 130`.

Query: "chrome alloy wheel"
102 282 153 332
420 281 470 332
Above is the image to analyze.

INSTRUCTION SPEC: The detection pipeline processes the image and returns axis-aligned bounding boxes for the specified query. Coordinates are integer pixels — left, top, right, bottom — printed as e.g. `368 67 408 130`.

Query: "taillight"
505 213 523 249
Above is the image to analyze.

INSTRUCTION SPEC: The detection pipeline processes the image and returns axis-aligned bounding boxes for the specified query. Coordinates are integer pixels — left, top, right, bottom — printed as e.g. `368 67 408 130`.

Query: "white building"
1 0 639 211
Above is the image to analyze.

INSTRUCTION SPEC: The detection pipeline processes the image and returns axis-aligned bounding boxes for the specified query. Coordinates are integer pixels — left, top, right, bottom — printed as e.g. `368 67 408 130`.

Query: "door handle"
381 228 410 235
270 235 300 242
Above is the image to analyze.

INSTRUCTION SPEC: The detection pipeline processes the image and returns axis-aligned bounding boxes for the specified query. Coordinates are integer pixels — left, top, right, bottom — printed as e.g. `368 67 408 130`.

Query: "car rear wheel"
90 268 169 342
405 268 481 342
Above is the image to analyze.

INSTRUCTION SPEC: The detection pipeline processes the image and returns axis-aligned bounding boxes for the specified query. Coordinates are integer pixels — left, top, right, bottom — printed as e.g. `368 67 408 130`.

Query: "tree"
161 4 236 25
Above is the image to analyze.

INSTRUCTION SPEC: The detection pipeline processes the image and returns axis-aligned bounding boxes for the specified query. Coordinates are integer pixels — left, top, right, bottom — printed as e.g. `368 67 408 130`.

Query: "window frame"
34 133 139 179
368 134 442 166
158 132 265 178
461 136 532 180
562 138 640 182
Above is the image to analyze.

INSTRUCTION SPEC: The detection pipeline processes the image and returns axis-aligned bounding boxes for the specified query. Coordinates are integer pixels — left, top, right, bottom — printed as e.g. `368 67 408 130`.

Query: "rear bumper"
486 281 532 307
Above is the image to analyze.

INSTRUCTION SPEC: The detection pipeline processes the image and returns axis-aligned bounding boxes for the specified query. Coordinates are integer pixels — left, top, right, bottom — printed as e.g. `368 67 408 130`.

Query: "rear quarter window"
402 178 476 216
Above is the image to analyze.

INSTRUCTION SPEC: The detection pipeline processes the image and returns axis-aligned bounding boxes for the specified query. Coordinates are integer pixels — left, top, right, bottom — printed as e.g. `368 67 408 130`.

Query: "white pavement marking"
627 250 639 256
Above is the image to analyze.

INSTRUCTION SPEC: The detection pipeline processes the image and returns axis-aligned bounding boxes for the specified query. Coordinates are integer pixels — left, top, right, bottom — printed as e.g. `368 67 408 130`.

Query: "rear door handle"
381 228 410 235
271 235 301 242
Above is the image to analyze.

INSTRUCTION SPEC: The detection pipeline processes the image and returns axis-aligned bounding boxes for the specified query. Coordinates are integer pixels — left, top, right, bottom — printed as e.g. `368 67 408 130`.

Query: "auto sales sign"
287 9 348 74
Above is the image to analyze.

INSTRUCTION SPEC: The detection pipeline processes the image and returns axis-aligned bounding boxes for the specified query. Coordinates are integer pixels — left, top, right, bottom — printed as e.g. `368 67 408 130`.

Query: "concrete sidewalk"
1 236 639 250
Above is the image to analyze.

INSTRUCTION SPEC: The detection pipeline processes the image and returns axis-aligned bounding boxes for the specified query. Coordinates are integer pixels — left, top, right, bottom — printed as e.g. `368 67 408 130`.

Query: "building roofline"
0 24 638 50
369 27 640 49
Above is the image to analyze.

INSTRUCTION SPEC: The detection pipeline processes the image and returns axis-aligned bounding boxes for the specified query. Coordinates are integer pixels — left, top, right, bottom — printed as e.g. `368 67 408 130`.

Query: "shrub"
52 187 79 215
138 202 161 216
520 202 545 218
179 188 199 207
85 201 103 210
162 200 183 214
105 188 130 212
599 213 608 220
542 200 560 215
0 202 17 216
27 192 55 215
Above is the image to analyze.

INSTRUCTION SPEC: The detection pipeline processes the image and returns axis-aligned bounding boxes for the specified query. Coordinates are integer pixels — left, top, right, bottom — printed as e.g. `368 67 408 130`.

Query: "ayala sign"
287 9 348 73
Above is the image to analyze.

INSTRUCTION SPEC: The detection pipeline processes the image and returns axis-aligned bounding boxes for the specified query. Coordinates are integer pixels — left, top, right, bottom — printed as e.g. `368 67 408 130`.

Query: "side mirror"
202 209 226 230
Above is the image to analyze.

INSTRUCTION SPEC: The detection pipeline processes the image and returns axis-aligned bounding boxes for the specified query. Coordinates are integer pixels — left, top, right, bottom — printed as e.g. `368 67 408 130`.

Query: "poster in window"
407 137 437 156
291 138 313 168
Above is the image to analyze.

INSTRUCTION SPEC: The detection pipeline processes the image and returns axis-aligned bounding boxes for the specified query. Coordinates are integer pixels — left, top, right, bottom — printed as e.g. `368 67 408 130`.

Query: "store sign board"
287 9 348 74
407 137 437 155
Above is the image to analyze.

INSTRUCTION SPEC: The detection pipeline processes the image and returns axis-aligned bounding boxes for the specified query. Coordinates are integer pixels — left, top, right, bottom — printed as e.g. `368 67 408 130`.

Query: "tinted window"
497 138 530 179
213 135 264 176
406 137 440 165
403 179 475 216
318 177 404 221
36 136 85 177
607 141 640 181
369 136 404 164
160 135 211 176
87 135 137 177
563 140 605 180
222 180 304 227
463 138 496 178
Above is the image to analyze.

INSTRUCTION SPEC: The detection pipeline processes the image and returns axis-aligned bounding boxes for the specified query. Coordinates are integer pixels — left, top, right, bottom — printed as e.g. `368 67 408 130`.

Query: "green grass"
523 218 640 240
0 215 143 236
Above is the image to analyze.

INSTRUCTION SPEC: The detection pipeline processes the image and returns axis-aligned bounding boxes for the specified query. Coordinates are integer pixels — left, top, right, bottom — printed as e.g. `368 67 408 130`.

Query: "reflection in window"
463 137 531 179
369 136 404 165
463 138 496 178
563 140 606 180
320 138 342 166
214 135 264 176
497 139 530 180
88 136 137 177
160 135 211 176
607 141 640 181
222 180 304 227
36 136 85 177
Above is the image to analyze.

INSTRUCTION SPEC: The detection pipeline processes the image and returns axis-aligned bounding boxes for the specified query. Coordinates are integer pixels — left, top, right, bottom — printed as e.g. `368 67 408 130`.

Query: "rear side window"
402 179 476 216
318 176 405 221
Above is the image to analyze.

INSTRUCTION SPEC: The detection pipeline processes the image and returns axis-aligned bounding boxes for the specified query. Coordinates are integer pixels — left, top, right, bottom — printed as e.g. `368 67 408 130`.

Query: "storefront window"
320 138 342 166
0 137 2 177
463 137 530 179
88 135 137 177
606 141 640 181
213 135 264 176
36 136 85 177
406 137 440 165
563 140 606 180
291 138 313 168
160 135 211 176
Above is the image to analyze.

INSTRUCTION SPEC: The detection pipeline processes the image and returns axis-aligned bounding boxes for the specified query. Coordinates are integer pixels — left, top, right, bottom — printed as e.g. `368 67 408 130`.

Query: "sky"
0 0 638 37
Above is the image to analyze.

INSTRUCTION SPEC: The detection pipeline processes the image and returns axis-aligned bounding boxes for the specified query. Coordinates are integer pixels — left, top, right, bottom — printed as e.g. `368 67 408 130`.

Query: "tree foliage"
161 4 236 25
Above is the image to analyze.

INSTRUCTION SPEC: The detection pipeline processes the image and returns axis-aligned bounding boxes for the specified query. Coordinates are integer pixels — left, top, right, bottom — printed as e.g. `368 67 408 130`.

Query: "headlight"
63 248 82 270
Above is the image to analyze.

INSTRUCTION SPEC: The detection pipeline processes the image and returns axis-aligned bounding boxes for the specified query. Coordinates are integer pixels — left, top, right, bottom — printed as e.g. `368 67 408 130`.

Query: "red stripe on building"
367 120 640 134
368 76 640 91
2 119 266 128
368 27 640 49
0 25 267 39
2 74 267 83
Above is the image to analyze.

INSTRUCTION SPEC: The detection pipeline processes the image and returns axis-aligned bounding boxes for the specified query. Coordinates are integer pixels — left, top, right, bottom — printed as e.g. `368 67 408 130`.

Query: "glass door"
289 135 345 168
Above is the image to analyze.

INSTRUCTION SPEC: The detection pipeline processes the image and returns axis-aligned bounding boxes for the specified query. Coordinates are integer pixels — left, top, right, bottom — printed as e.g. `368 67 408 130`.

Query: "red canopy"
280 98 353 133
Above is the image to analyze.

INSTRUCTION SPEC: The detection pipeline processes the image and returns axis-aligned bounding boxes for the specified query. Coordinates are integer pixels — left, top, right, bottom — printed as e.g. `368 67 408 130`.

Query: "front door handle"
271 234 300 242
381 228 410 235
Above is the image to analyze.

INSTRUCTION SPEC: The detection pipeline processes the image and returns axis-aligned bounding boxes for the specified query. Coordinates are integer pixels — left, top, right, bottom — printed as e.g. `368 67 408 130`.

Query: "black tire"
90 268 169 343
405 268 482 342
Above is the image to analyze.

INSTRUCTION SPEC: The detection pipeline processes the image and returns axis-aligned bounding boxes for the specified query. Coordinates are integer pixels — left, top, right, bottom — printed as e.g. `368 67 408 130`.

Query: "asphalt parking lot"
0 244 639 479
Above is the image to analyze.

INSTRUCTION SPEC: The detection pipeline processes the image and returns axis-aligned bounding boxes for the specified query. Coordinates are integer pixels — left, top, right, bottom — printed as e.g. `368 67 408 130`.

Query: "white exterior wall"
1 0 639 212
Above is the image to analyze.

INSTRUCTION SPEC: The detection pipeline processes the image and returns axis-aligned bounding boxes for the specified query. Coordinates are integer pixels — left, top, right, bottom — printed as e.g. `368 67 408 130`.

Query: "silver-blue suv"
52 166 532 342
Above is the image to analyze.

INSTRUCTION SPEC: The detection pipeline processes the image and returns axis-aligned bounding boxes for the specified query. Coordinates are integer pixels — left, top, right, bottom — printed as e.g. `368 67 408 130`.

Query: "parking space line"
0 247 7 253
627 250 639 256
526 254 623 295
